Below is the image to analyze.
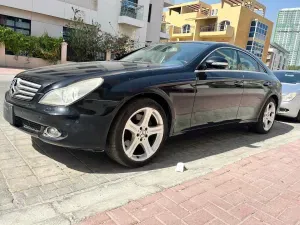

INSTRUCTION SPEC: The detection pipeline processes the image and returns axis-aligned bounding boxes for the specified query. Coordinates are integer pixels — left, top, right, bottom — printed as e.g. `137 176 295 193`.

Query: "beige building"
164 0 273 62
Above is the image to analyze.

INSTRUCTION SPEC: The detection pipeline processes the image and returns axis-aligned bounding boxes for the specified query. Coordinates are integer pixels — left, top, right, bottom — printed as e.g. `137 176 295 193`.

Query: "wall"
0 42 69 69
58 0 97 11
164 8 197 30
0 6 66 37
128 0 150 47
0 0 98 24
4 55 54 69
96 0 150 46
146 0 164 43
0 0 165 54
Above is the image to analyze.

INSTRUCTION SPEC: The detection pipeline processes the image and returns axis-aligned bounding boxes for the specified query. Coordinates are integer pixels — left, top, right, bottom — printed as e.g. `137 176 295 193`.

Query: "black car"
3 42 282 167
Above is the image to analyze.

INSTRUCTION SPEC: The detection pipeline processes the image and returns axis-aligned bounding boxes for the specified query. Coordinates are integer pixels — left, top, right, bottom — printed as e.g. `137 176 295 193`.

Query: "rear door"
236 51 274 120
191 48 244 127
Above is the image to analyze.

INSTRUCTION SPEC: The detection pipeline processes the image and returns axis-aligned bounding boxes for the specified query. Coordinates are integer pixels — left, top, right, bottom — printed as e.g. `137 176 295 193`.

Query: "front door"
191 48 244 127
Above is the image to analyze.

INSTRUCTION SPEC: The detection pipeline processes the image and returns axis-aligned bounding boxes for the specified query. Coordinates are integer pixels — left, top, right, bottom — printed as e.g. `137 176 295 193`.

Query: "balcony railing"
120 0 144 21
200 24 229 32
173 26 195 34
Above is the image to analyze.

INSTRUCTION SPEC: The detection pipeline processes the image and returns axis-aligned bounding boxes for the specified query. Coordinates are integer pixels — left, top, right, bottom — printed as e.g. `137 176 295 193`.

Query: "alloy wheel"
122 107 164 161
263 101 276 131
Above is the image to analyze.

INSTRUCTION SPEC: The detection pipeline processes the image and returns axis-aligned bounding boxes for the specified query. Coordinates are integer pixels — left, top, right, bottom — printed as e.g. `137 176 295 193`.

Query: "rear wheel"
107 98 168 167
253 98 276 134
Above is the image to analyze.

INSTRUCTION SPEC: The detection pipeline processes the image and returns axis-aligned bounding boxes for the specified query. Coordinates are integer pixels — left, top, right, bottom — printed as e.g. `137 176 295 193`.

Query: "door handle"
263 81 272 87
234 81 244 87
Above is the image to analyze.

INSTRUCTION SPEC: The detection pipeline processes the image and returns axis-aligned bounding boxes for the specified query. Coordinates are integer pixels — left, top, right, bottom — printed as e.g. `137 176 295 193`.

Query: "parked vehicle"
3 42 282 167
274 70 300 121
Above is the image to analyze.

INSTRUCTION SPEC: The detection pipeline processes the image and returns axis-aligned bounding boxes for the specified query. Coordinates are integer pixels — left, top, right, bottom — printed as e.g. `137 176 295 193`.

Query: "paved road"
80 139 300 225
0 74 299 225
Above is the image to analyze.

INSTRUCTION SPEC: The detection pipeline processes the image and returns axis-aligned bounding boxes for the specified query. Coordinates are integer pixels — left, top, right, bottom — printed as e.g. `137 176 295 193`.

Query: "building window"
219 20 230 31
182 24 191 33
0 14 31 35
247 20 268 59
248 20 268 41
211 9 218 16
148 4 152 23
246 40 264 58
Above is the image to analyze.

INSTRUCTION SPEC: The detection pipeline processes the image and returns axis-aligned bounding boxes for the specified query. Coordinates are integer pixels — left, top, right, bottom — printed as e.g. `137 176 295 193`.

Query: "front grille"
10 78 41 101
18 117 42 133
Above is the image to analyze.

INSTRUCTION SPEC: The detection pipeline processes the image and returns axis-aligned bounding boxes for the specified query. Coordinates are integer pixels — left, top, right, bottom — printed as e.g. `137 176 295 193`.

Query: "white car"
274 70 300 121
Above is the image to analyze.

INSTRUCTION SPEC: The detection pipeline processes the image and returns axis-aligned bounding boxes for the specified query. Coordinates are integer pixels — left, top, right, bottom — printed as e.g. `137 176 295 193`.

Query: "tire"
296 110 300 122
106 98 168 168
252 97 277 134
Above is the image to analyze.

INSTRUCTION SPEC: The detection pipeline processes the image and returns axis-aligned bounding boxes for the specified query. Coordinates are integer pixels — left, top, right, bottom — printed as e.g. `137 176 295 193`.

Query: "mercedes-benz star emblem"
10 78 18 97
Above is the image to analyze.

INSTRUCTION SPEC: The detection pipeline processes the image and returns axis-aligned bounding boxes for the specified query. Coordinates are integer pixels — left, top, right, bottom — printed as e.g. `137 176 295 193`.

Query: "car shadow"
276 115 299 124
31 120 294 174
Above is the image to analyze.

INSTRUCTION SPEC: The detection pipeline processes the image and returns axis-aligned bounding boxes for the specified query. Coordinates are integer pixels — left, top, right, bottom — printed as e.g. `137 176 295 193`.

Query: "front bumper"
3 94 117 151
277 100 300 118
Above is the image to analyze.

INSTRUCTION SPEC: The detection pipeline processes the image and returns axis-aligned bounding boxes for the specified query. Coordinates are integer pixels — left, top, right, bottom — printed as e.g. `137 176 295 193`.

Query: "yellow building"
163 0 273 62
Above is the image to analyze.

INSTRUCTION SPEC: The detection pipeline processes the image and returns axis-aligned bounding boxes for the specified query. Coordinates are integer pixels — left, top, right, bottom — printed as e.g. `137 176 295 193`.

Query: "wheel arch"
108 90 176 142
271 94 279 109
257 94 280 120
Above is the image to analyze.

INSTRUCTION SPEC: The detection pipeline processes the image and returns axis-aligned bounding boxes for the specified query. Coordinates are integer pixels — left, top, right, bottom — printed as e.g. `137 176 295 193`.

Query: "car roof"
169 41 232 46
273 70 300 73
168 41 249 51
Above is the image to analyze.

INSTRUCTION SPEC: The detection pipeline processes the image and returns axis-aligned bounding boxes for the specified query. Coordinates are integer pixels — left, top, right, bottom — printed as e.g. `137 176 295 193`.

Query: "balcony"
172 26 195 38
199 24 234 38
118 0 145 28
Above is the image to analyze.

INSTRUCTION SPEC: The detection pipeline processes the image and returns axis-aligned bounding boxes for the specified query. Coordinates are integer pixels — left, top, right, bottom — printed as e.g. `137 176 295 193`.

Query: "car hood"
16 61 164 86
282 83 300 94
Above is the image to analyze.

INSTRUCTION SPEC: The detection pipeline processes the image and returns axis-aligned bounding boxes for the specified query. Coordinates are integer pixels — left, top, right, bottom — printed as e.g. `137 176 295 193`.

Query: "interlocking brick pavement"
78 139 300 225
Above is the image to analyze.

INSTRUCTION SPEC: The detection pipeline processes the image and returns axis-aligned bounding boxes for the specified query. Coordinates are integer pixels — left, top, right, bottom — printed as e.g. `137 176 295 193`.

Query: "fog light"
44 127 62 138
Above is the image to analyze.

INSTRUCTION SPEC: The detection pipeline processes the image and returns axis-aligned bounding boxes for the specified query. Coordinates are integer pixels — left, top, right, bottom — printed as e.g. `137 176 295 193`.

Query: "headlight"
39 78 104 106
282 92 297 102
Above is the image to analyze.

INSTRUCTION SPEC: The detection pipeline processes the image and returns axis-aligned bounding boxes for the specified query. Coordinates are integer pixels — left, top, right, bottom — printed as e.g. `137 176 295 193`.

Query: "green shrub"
65 10 135 62
0 26 63 63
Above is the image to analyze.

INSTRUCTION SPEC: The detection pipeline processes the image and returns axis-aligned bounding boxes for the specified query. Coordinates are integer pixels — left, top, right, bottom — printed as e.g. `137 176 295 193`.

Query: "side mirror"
205 56 229 69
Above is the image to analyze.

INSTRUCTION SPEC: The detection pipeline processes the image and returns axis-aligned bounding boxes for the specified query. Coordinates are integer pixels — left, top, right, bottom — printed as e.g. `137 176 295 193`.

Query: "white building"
266 42 289 71
0 0 173 48
273 8 300 66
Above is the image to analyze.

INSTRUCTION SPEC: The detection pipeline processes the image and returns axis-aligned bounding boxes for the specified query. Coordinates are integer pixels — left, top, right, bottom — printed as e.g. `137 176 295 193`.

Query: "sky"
174 0 300 24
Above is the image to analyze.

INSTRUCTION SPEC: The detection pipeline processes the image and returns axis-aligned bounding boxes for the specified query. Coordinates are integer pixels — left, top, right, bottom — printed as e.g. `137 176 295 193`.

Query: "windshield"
274 71 300 84
120 43 210 66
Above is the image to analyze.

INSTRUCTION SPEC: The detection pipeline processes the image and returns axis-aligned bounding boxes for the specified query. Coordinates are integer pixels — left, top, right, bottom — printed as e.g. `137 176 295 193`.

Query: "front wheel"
107 98 168 168
252 98 277 134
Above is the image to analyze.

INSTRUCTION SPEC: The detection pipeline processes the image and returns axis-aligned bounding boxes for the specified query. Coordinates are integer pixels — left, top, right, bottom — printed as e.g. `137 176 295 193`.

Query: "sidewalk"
0 67 24 75
79 139 300 225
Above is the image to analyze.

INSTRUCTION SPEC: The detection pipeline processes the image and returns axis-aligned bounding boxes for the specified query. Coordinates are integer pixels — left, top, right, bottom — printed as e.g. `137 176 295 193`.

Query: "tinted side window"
205 48 239 70
238 51 259 72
